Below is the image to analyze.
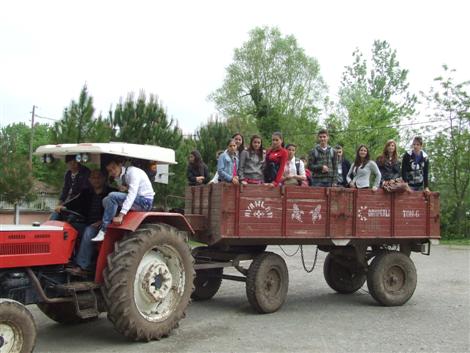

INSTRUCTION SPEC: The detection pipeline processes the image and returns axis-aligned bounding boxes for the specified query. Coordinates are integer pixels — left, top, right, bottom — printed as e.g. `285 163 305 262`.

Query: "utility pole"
29 105 37 165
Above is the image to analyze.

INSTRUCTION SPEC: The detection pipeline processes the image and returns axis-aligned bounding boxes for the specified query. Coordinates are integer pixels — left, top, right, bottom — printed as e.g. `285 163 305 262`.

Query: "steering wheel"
60 208 86 223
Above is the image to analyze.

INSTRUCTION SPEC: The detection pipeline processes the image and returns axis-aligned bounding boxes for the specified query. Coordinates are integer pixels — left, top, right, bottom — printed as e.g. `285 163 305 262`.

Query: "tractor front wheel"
102 224 194 341
0 299 36 353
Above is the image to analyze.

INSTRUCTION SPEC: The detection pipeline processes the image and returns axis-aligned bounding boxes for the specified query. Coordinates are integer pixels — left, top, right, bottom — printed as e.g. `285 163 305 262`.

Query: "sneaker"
91 230 105 242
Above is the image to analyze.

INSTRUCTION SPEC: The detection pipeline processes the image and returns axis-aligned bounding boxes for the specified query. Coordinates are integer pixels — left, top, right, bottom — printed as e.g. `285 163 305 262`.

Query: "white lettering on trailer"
244 200 273 219
357 207 390 221
309 205 322 223
291 204 304 222
367 209 390 217
403 209 420 218
357 206 368 221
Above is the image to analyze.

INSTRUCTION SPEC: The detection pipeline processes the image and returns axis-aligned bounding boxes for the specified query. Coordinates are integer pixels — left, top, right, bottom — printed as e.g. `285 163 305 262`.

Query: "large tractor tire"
246 252 289 314
367 251 417 306
37 302 98 324
0 299 36 353
102 224 194 341
323 253 366 294
191 267 223 301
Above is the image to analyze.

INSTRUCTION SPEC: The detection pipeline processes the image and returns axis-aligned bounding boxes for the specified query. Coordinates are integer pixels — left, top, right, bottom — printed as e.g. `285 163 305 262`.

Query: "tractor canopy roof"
34 142 177 165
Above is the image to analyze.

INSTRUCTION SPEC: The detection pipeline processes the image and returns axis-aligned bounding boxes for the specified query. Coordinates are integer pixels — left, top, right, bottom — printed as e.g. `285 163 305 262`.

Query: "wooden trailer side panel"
329 188 354 238
284 187 328 238
393 192 428 237
354 190 392 237
237 186 283 237
185 184 440 245
428 193 440 237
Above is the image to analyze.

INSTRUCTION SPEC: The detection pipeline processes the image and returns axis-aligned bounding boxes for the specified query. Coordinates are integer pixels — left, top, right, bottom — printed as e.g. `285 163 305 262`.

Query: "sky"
1 0 469 135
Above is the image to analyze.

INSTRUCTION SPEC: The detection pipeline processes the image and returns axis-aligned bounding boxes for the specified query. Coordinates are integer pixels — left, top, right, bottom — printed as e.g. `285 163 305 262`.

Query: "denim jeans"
311 179 332 187
101 192 153 232
74 225 99 270
49 212 62 221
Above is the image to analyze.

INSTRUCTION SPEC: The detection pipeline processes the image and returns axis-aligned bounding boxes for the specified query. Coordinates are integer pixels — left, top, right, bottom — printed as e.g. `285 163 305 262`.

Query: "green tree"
108 91 185 208
210 26 326 141
338 40 417 158
51 85 112 144
422 66 470 238
0 125 36 223
192 117 232 175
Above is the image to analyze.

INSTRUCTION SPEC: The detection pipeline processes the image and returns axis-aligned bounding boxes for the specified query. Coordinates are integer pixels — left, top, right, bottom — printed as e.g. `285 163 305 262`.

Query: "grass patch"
440 238 470 246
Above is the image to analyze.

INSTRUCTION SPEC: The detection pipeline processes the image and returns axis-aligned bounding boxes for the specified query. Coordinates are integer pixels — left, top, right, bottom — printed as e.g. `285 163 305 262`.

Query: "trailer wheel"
37 302 98 324
323 253 366 294
191 267 223 301
0 299 36 353
102 224 194 341
246 252 289 314
367 252 417 306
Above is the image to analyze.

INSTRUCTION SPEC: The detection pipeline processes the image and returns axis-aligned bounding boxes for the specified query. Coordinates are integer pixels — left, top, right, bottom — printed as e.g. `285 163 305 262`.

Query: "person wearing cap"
50 155 91 220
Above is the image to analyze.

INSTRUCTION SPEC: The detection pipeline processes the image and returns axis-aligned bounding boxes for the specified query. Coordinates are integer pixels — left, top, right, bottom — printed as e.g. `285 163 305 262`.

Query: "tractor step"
77 307 100 319
55 281 100 293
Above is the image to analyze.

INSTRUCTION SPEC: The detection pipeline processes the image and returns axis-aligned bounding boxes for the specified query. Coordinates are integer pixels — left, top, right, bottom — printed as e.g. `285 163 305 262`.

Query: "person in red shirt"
263 132 288 187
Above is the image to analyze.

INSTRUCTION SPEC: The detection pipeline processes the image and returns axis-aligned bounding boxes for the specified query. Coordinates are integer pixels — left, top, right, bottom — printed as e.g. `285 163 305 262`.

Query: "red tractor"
0 143 440 353
0 143 196 352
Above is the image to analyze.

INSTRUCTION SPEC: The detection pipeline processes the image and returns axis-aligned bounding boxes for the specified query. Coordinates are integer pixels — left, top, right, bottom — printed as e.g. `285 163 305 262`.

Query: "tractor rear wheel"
246 252 289 314
191 267 223 301
102 224 194 341
0 299 36 353
323 253 366 294
367 251 417 306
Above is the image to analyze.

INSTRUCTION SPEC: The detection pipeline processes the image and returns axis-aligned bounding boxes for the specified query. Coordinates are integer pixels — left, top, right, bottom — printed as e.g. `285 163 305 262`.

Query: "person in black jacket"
63 169 115 276
335 144 351 187
50 155 90 220
402 136 430 192
187 150 210 186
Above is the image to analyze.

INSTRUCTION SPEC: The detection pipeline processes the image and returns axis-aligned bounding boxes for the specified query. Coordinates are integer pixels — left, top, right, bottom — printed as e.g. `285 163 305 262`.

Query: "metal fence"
0 193 58 211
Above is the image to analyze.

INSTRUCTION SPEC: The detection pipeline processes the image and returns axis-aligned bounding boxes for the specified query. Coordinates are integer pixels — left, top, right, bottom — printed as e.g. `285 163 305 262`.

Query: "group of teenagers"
187 129 431 193
51 129 430 276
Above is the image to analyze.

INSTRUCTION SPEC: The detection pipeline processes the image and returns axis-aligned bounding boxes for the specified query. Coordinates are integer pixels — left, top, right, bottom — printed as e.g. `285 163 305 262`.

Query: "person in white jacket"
347 144 381 191
91 158 155 241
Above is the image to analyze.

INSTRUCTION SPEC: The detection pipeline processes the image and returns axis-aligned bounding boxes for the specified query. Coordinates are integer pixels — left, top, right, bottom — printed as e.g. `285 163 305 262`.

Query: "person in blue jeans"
64 169 115 276
91 158 155 242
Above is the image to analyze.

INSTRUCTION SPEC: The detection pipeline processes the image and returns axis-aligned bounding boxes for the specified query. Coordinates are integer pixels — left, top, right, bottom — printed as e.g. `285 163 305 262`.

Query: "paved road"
33 245 470 353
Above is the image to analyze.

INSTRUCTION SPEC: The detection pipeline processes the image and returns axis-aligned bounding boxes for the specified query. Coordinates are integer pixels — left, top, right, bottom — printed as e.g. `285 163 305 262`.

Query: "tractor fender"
108 211 195 235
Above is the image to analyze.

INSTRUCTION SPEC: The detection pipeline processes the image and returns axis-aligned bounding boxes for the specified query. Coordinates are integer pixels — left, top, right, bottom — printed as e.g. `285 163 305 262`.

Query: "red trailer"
0 143 441 352
185 184 440 312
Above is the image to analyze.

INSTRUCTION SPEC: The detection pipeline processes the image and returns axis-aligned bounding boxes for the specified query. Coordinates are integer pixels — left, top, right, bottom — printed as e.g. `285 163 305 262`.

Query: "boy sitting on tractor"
91 157 155 242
